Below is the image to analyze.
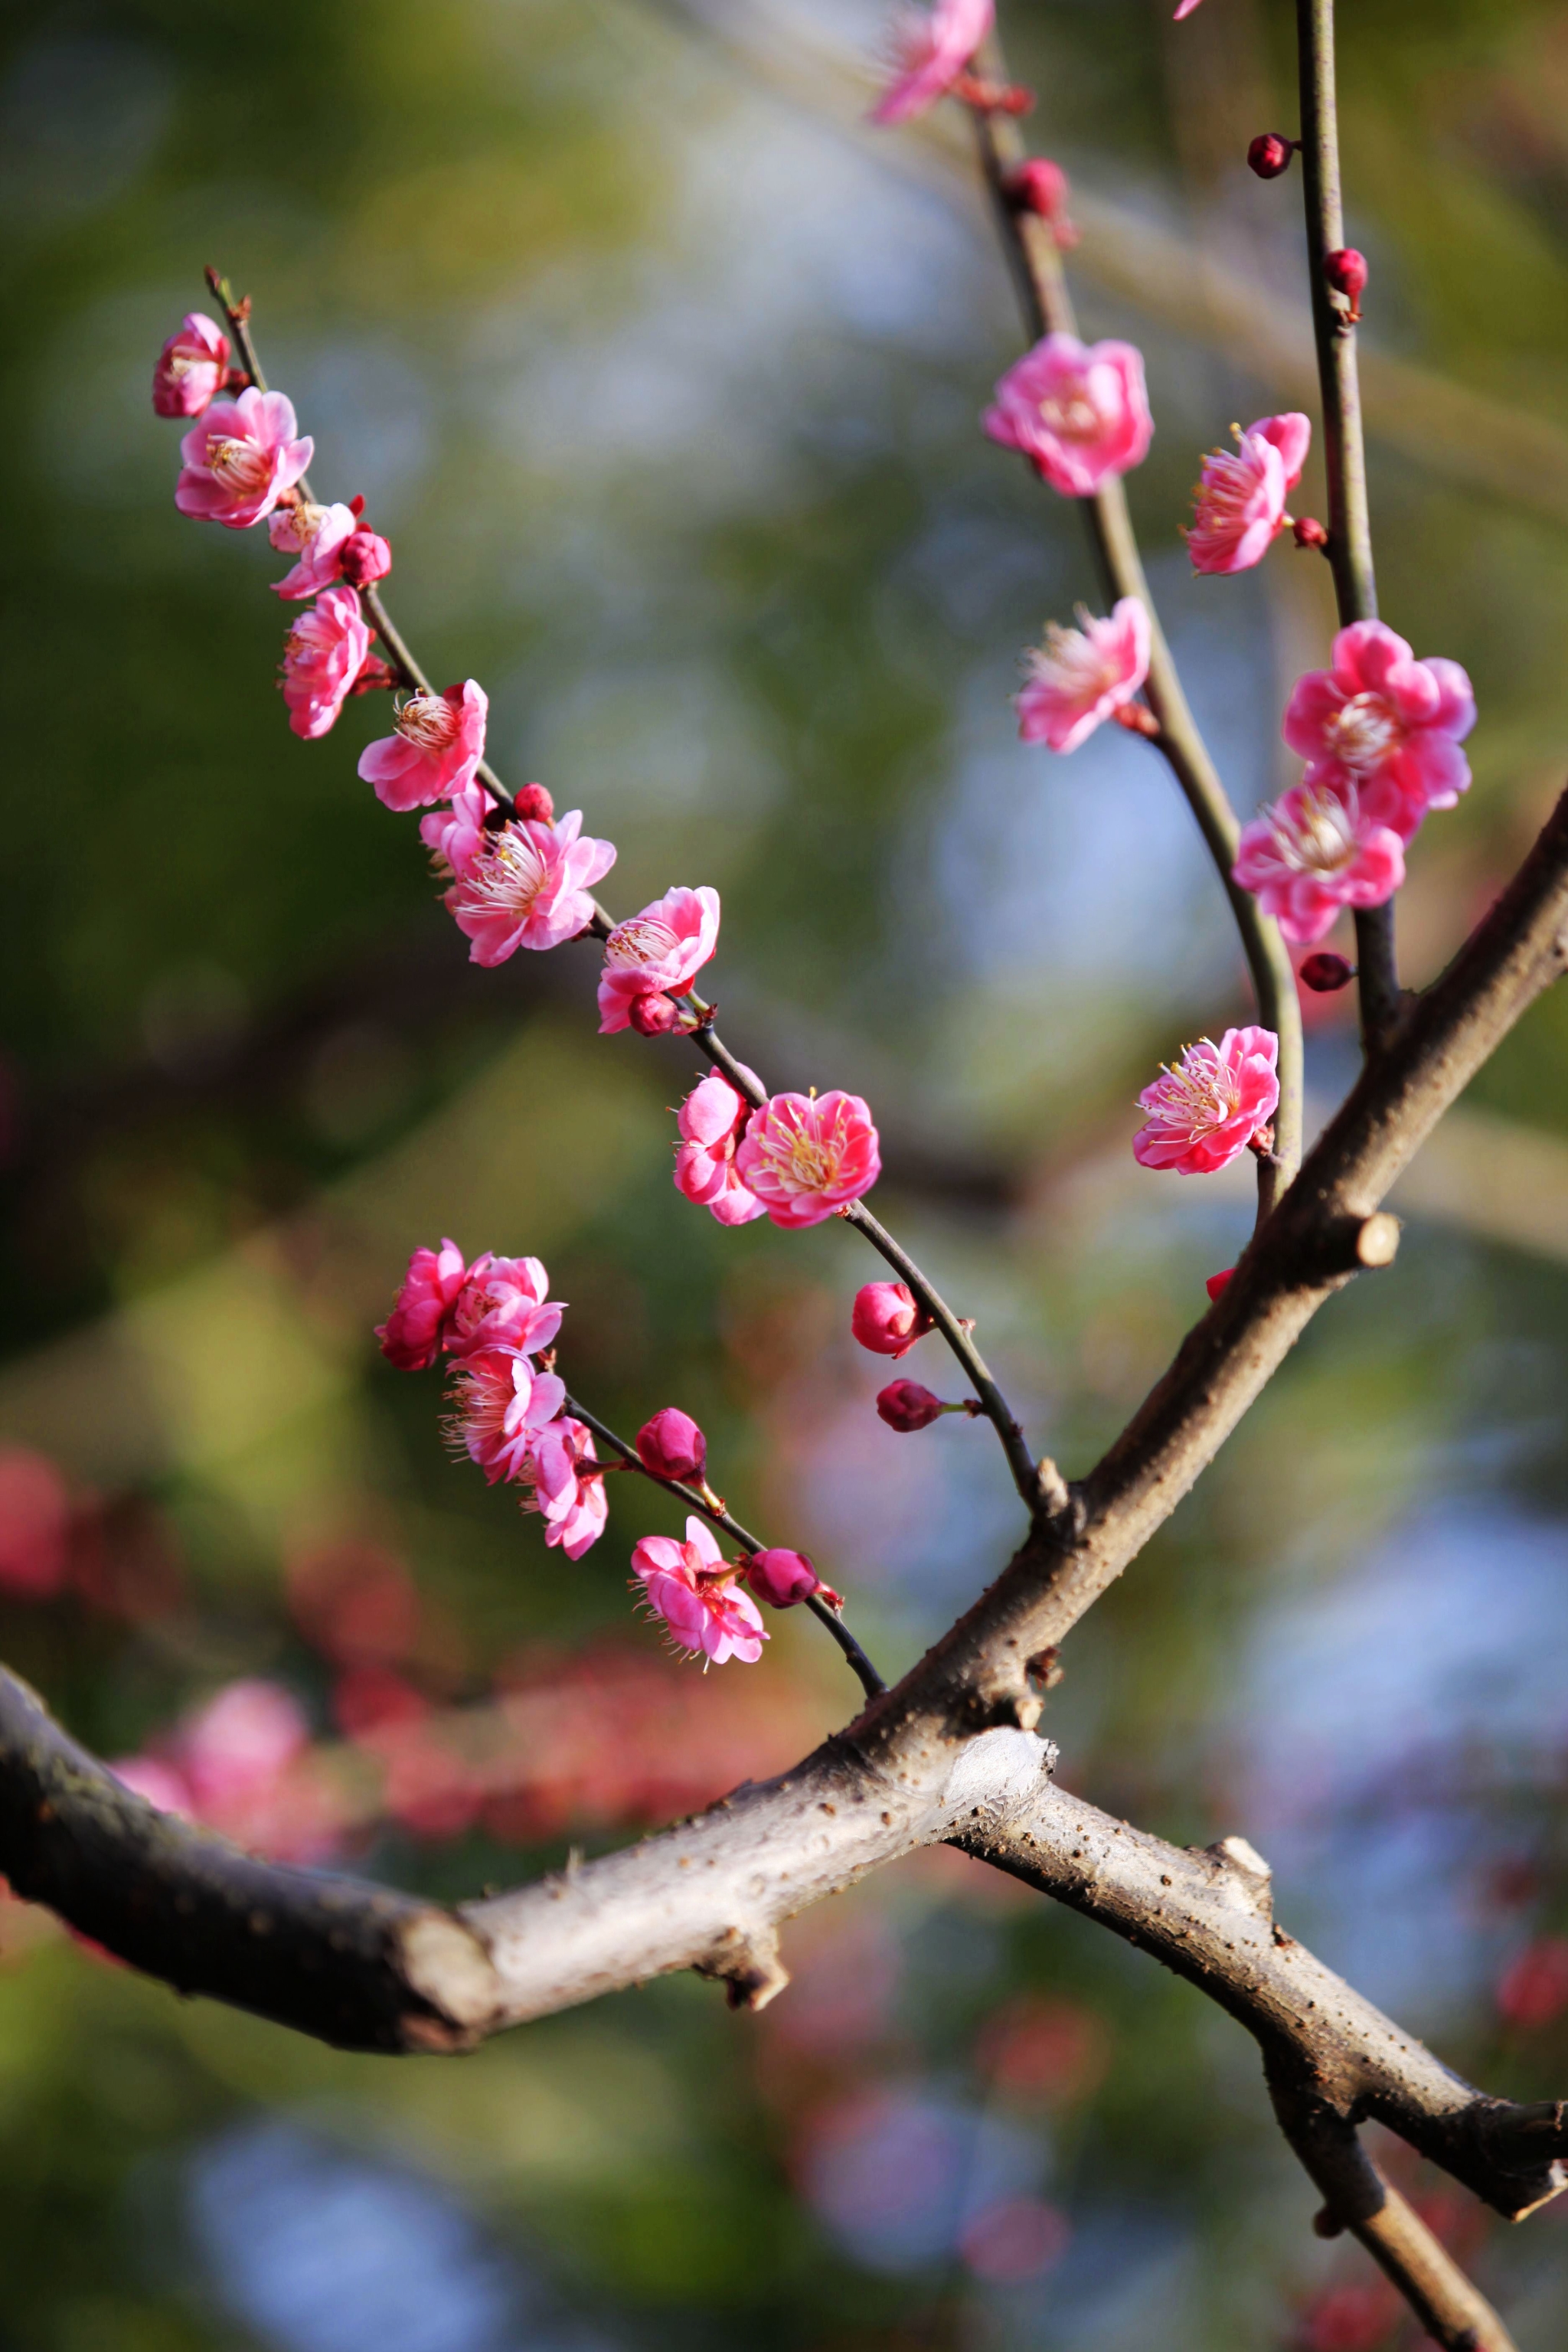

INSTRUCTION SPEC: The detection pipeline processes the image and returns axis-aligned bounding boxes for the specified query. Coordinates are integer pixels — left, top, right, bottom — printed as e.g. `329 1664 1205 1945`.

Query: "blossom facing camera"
449 1253 564 1360
735 1091 882 1229
674 1073 766 1227
175 387 312 528
877 1379 948 1432
984 333 1153 498
1132 1028 1279 1174
851 1281 935 1359
152 313 230 418
632 1517 767 1664
279 583 371 740
597 887 720 1033
1282 621 1475 841
1232 776 1405 945
1246 132 1295 178
636 1408 708 1485
338 528 392 588
377 1238 469 1370
746 1548 839 1610
268 501 358 599
1186 414 1310 576
358 680 488 812
1016 598 1150 752
449 808 616 964
871 0 995 126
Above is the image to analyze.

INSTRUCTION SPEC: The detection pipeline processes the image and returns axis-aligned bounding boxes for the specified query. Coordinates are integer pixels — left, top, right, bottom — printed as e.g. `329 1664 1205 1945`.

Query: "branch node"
695 1923 790 2013
1204 1834 1274 1919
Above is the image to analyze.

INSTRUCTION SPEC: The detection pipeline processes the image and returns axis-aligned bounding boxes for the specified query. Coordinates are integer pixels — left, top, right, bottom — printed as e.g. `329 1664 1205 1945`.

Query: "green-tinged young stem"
969 63 1304 1219
1295 0 1400 1053
560 1395 886 1698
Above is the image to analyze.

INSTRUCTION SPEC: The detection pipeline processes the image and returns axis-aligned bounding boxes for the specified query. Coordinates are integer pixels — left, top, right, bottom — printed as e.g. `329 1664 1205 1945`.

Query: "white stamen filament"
205 434 271 494
396 692 460 750
1325 691 1398 772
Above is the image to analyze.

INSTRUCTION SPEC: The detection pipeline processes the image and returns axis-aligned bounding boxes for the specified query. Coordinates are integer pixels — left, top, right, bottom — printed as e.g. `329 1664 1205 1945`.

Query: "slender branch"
1294 0 1400 1052
967 60 1304 1212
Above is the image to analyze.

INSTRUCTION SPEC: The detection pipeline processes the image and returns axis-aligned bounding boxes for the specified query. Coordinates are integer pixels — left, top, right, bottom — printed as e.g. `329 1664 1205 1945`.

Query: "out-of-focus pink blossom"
746 1547 839 1610
871 0 993 125
1296 2281 1401 2352
110 1755 195 1817
1205 1268 1234 1302
1232 775 1405 944
1282 621 1475 841
1132 1027 1279 1174
1299 950 1356 993
959 2197 1071 2284
0 1448 70 1599
515 782 554 823
152 313 230 418
175 387 312 528
446 1351 566 1486
268 500 358 598
632 1517 767 1664
1497 1937 1568 2030
338 528 392 588
279 583 371 740
180 1679 310 1815
735 1091 881 1229
851 1280 934 1359
876 1378 948 1431
984 334 1152 498
636 1408 708 1484
1016 597 1150 752
1185 413 1311 575
288 1539 423 1669
1010 158 1071 231
1173 0 1204 18
528 1417 609 1559
377 1237 469 1370
449 1254 564 1360
597 887 720 1033
674 1072 766 1226
358 680 488 812
450 808 616 963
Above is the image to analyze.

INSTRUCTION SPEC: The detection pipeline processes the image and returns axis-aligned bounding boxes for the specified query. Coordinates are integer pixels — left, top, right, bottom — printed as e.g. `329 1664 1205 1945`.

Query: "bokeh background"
4 0 1568 2344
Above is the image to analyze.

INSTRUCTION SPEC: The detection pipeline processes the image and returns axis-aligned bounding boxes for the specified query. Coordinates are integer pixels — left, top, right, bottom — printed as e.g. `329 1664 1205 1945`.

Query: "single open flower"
1016 597 1150 751
269 500 358 599
450 808 616 964
446 1351 565 1486
632 1517 767 1664
984 333 1152 498
152 312 230 418
735 1090 881 1229
449 1254 564 1360
377 1237 470 1369
1132 1028 1279 1175
279 583 371 740
528 1418 608 1560
1185 413 1311 576
175 387 312 528
1232 775 1405 944
597 887 720 1034
674 1073 766 1227
851 1281 935 1359
871 0 994 125
358 681 488 812
1282 620 1475 842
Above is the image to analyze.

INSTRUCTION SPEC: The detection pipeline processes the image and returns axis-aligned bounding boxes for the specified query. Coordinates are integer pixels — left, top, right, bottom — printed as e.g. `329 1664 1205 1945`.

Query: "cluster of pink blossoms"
673 1075 883 1229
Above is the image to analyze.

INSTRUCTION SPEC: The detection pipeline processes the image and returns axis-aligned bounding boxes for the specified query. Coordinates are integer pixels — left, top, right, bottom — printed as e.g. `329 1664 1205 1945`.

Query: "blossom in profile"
450 808 616 964
268 500 358 598
377 1237 470 1369
446 1351 566 1486
597 887 720 1033
983 334 1152 498
636 1408 708 1484
175 387 312 528
851 1280 935 1359
735 1091 881 1229
152 313 230 418
746 1548 841 1610
674 1073 766 1226
358 680 488 812
419 782 492 886
528 1418 609 1559
449 1254 564 1360
1282 620 1475 841
1016 597 1150 752
279 583 371 740
1186 413 1311 575
871 0 994 125
1132 1027 1279 1174
632 1517 767 1664
1232 776 1405 944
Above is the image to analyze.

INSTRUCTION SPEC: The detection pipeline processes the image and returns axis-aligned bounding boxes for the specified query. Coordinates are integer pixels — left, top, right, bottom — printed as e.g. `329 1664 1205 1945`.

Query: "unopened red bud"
1246 132 1295 180
629 991 682 1037
339 528 392 588
1298 950 1355 993
1009 158 1069 221
876 1379 948 1433
746 1547 831 1609
1292 515 1329 551
348 493 366 518
1325 247 1367 320
1205 1268 1234 1303
514 782 555 824
953 73 1035 116
851 1280 935 1360
635 1406 707 1483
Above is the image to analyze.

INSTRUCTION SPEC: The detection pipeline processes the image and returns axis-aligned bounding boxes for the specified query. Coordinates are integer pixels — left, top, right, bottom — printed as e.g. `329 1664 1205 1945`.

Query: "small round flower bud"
629 991 682 1037
1246 132 1295 180
1205 1269 1234 1303
514 782 555 824
1009 158 1069 221
1298 950 1355 993
876 1379 948 1433
339 528 392 588
635 1407 708 1483
746 1547 825 1609
851 1280 935 1360
1324 247 1367 319
1292 515 1329 551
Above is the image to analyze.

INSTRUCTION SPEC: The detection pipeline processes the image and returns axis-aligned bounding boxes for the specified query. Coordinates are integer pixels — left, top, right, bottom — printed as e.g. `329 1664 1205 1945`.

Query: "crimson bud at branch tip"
514 782 554 824
877 1380 950 1432
851 1280 936 1359
1298 951 1356 993
1325 247 1367 321
338 528 392 588
629 991 683 1037
746 1548 839 1611
1246 132 1295 180
1292 515 1329 551
635 1408 708 1485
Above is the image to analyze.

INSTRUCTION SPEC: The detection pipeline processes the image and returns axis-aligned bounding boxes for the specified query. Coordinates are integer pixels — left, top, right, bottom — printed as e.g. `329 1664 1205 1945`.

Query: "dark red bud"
339 528 392 588
876 1380 948 1433
635 1407 707 1484
514 782 555 824
1325 247 1367 320
1008 158 1069 221
1292 515 1329 551
629 991 682 1038
1298 951 1355 993
745 1548 822 1609
1246 132 1295 180
1205 1269 1234 1303
349 493 367 518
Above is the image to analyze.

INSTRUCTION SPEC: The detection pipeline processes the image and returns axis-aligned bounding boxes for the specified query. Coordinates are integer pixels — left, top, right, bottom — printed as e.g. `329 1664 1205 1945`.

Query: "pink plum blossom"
871 0 994 125
528 1417 609 1559
851 1281 934 1359
358 680 488 812
377 1237 469 1369
175 387 312 528
1132 1027 1279 1175
632 1517 767 1665
1232 776 1405 945
449 1254 564 1360
111 1754 195 1817
674 1073 766 1227
450 808 617 964
984 334 1153 498
636 1408 708 1483
1282 621 1475 841
279 583 371 740
1185 413 1311 575
152 313 230 418
419 782 491 883
746 1548 841 1611
597 887 721 1033
1174 0 1203 17
1016 597 1150 752
269 500 358 598
446 1351 566 1486
180 1679 309 1815
735 1091 882 1229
